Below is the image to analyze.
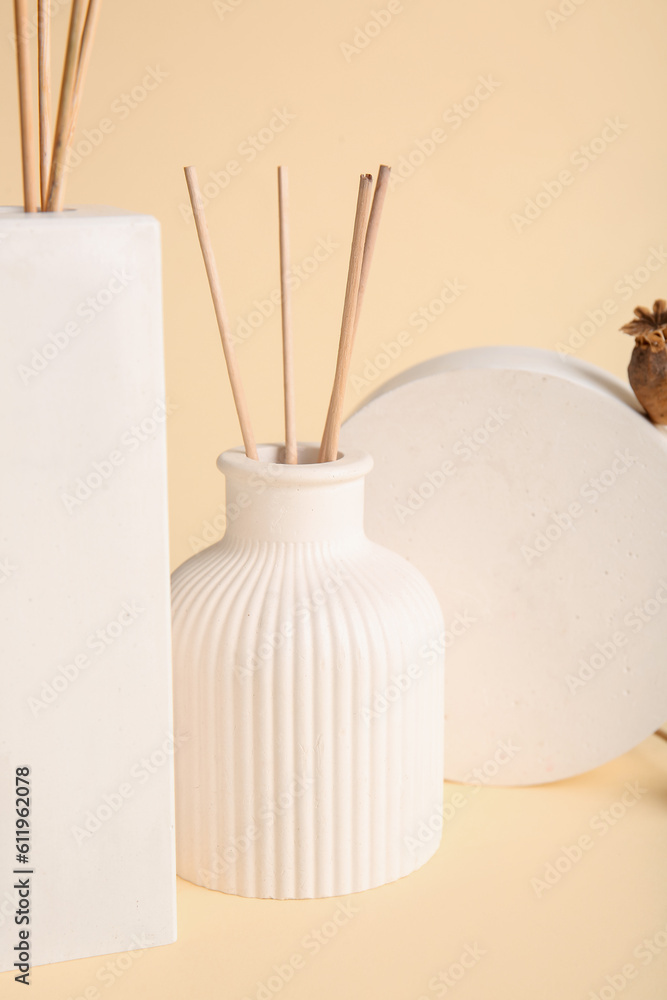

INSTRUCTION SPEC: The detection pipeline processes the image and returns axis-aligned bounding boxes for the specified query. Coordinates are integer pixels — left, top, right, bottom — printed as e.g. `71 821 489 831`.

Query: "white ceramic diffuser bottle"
172 443 445 899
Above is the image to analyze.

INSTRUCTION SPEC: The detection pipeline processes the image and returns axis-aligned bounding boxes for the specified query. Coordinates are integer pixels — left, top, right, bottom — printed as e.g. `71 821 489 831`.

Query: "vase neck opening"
217 444 373 544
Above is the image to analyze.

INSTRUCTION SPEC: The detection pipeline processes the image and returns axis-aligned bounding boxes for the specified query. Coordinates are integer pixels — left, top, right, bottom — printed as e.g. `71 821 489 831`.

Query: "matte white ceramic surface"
172 445 445 898
0 208 176 970
341 347 667 785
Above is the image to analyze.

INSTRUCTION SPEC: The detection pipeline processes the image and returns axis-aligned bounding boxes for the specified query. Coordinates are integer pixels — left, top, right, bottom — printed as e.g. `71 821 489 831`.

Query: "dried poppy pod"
621 299 667 424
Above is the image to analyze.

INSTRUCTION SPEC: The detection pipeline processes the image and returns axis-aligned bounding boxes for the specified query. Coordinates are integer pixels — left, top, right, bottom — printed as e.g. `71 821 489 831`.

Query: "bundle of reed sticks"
13 0 102 213
184 164 391 465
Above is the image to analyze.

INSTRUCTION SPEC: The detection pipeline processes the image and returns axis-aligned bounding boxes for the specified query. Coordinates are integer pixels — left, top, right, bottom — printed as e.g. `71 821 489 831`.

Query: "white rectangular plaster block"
0 207 176 973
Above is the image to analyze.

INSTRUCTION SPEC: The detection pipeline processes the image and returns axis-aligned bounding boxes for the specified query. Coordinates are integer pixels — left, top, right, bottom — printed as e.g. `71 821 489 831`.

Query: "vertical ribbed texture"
172 531 444 899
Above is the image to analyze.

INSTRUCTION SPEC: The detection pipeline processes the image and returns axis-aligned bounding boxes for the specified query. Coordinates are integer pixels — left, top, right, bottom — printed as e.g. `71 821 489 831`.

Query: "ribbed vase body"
172 445 444 898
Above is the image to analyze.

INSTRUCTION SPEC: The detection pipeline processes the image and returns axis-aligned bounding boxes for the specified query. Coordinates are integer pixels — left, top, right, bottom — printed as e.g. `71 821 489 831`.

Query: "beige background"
2 0 667 996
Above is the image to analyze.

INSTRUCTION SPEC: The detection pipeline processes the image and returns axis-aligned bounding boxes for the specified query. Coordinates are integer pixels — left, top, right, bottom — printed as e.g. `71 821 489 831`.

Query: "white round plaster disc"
340 347 667 785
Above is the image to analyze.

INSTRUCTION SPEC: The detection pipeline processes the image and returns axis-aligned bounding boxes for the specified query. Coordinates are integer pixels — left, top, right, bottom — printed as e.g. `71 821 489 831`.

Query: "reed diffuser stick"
318 174 374 463
184 166 259 461
14 0 39 213
278 166 297 464
46 0 88 211
38 0 52 210
353 164 391 334
68 0 103 152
